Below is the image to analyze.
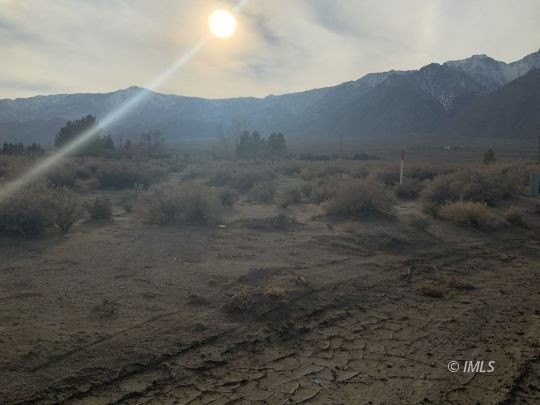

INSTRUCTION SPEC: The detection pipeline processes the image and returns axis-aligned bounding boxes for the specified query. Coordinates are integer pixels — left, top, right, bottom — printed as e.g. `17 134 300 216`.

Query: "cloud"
0 0 539 99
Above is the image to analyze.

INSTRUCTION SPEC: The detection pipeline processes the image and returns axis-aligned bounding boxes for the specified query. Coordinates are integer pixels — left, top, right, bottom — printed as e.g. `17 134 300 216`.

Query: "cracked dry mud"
0 198 539 404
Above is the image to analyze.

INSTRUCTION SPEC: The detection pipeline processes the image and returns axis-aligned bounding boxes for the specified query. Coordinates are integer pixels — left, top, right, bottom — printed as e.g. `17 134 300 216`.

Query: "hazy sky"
1 0 539 99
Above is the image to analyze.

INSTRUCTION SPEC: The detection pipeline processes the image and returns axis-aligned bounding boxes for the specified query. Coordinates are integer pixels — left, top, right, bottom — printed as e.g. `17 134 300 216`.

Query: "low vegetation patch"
276 185 302 208
422 168 521 208
324 180 395 219
248 181 276 203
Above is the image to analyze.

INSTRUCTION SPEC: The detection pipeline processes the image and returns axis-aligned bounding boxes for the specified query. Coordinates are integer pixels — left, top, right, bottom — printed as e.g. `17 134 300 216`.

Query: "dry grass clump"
135 183 222 225
504 206 526 227
446 277 475 290
0 186 81 238
409 215 430 230
324 180 395 219
86 197 113 220
276 185 302 208
417 285 446 298
438 201 490 228
248 181 276 203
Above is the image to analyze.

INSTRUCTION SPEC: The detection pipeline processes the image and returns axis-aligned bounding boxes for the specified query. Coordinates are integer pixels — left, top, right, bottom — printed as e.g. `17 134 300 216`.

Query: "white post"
399 150 405 185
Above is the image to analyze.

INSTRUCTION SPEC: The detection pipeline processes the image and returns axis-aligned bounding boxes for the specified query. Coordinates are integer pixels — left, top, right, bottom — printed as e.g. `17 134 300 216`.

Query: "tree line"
1 142 45 156
235 131 287 160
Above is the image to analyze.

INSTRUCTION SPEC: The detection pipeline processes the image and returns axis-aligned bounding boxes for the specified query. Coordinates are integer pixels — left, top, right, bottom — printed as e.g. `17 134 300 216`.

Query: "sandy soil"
0 193 539 404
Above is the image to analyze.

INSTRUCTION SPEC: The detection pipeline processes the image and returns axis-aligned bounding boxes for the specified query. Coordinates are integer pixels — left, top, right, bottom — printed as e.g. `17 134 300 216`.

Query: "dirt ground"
1 182 539 404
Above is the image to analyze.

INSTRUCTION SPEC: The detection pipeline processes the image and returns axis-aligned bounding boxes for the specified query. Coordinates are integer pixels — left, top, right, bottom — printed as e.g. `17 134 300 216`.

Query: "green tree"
54 115 114 156
266 132 287 160
483 148 496 165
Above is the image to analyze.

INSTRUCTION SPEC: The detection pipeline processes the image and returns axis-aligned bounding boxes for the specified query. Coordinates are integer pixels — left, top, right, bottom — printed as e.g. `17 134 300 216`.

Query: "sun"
208 9 237 39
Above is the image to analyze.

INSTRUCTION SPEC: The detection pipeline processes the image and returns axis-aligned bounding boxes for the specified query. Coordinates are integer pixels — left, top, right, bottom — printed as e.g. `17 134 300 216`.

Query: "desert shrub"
276 162 302 176
94 160 166 189
422 169 520 207
504 206 526 227
207 166 233 186
0 186 81 238
395 179 424 200
438 201 489 228
136 183 222 225
0 156 32 181
417 285 445 298
120 186 143 213
409 215 430 230
310 180 337 204
421 175 457 206
47 163 78 188
52 187 82 233
249 181 276 203
408 165 455 181
369 167 400 185
324 180 395 219
276 185 302 208
245 213 295 231
300 182 313 198
86 197 113 220
229 167 276 192
218 186 238 207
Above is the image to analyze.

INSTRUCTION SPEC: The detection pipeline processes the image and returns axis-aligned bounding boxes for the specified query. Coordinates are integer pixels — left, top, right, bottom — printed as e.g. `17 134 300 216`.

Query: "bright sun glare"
208 9 237 39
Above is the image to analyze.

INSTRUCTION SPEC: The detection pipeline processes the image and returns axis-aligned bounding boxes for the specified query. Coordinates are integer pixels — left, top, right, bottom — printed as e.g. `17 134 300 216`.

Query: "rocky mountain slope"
0 49 538 144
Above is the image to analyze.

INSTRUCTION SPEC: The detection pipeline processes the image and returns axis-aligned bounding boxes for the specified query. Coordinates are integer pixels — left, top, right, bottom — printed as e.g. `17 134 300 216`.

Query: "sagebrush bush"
310 180 337 204
324 180 395 219
504 206 526 227
218 186 238 207
276 185 302 208
395 179 424 200
136 183 222 225
229 167 276 192
276 162 302 176
438 201 489 228
52 187 82 232
249 181 276 203
422 168 521 207
86 197 113 220
0 186 81 238
94 160 166 189
409 215 430 230
47 162 79 188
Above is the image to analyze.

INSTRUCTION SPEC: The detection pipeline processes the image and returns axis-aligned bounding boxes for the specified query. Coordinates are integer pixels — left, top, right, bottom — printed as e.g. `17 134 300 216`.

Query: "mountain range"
0 49 539 145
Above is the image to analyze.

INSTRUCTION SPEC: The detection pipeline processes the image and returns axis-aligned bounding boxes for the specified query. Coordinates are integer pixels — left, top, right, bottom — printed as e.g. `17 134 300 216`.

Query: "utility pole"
339 133 343 156
399 150 405 185
537 128 540 163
